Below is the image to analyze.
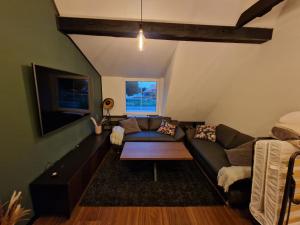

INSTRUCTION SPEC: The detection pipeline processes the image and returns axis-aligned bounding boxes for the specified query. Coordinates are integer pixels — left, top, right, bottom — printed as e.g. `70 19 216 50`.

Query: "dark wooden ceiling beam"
236 0 284 28
57 17 273 44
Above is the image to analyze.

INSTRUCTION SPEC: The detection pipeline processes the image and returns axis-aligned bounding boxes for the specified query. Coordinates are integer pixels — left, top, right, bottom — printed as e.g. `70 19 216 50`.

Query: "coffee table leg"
154 161 157 182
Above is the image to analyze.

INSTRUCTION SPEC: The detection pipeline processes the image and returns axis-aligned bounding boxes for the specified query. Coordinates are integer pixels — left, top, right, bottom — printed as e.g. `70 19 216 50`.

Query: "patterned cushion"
194 125 216 142
157 120 176 136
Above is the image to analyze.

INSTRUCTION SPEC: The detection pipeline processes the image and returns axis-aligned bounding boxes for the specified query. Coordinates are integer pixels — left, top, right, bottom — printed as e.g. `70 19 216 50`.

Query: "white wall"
205 0 300 136
162 41 260 121
102 76 164 115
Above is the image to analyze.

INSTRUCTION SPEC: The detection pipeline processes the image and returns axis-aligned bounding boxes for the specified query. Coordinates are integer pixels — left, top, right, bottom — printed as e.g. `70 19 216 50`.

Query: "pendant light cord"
140 0 143 27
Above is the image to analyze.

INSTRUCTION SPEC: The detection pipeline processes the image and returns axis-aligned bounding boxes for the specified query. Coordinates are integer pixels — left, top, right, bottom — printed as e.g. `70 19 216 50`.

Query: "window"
126 81 158 113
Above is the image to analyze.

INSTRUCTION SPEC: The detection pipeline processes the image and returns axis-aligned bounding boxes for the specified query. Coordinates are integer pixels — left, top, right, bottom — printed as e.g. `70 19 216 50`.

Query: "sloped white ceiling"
56 0 249 25
70 35 177 78
55 0 285 77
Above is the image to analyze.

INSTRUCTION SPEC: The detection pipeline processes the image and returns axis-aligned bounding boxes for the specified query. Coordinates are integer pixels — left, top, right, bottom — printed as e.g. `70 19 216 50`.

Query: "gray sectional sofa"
186 124 254 206
116 116 253 206
121 116 185 142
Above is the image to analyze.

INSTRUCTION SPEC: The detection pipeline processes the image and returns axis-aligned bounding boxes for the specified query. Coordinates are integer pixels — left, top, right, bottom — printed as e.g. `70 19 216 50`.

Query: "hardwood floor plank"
139 207 169 225
124 207 141 225
95 207 119 225
163 207 193 225
34 206 252 225
223 207 251 225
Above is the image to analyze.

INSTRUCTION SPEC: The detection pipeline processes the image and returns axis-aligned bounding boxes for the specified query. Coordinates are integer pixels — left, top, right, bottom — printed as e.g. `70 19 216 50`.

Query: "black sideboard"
30 131 110 217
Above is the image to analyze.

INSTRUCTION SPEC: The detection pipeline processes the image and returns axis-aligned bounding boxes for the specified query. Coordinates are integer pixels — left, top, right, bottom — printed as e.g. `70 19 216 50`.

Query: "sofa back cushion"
216 124 254 149
149 116 171 130
134 117 149 130
216 124 239 148
230 132 254 148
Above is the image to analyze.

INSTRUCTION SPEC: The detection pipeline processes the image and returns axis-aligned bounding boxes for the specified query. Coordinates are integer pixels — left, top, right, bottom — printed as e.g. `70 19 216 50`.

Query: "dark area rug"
80 149 223 206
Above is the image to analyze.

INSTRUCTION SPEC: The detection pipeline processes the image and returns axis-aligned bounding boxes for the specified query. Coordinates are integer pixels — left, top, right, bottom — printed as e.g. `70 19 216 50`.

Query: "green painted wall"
0 0 102 215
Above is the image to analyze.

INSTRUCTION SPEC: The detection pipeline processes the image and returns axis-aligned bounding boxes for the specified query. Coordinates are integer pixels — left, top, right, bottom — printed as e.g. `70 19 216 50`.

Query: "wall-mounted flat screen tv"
33 64 91 135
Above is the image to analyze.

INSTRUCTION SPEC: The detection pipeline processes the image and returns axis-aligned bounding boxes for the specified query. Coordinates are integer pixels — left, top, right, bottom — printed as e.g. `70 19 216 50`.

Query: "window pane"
126 81 157 113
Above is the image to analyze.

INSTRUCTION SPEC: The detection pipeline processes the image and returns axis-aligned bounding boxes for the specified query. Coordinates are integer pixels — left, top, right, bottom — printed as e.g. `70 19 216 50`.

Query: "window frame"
124 78 160 115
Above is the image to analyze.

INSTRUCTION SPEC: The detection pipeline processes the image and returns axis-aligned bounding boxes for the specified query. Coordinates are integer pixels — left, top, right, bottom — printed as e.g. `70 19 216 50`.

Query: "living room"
1 0 300 225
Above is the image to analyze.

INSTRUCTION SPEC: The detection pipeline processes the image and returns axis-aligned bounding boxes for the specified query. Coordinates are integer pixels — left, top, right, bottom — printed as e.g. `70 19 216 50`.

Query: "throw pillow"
225 141 254 166
157 120 176 136
272 123 300 140
119 118 141 134
194 125 216 142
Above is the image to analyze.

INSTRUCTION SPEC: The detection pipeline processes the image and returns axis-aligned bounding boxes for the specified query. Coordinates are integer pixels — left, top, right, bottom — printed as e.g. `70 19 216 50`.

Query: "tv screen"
33 64 91 135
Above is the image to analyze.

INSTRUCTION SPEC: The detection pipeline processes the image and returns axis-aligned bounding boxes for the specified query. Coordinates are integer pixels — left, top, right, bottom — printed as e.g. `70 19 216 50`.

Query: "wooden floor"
34 206 252 225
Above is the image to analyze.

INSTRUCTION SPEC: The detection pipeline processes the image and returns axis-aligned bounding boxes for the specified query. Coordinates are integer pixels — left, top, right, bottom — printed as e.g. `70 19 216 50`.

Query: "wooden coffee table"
120 142 193 181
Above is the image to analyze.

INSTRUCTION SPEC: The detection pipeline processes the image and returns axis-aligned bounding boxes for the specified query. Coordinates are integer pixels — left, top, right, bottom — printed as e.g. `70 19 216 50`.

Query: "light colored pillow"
279 111 300 124
225 141 254 166
194 125 216 142
119 118 141 134
272 123 300 140
157 120 176 136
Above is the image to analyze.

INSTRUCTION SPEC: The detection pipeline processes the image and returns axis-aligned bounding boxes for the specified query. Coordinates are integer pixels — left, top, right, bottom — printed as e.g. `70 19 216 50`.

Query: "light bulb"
138 28 145 51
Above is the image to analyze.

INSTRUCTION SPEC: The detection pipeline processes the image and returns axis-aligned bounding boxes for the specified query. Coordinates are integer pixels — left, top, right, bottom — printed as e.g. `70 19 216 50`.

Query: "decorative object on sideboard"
102 98 114 130
90 117 107 135
0 191 30 225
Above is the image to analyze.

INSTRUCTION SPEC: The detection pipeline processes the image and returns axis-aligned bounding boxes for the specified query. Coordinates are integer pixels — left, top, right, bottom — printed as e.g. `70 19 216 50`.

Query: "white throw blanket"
110 126 124 146
217 166 251 192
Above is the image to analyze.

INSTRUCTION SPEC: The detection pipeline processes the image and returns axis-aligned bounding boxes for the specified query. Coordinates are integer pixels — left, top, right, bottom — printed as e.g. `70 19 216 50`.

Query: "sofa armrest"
174 126 185 141
227 178 252 207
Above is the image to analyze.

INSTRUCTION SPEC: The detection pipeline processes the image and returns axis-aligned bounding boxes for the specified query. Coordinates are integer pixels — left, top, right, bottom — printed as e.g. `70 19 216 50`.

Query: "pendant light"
137 0 145 51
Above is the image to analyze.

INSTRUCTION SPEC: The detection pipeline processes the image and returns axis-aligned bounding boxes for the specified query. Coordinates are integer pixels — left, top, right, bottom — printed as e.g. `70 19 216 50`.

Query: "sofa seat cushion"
124 131 177 142
190 139 230 175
